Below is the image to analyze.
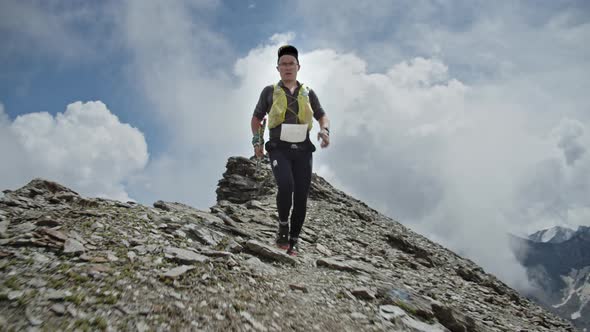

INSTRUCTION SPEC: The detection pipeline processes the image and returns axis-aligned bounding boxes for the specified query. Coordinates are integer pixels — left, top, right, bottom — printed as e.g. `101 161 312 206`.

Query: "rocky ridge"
0 156 578 331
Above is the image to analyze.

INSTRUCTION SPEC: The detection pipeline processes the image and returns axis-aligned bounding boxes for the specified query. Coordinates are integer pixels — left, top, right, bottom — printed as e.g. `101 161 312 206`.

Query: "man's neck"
281 80 298 90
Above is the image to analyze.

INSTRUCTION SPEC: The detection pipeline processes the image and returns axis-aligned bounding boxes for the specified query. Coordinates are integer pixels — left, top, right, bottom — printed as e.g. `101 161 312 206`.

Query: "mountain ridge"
511 226 590 331
0 156 577 331
528 226 577 244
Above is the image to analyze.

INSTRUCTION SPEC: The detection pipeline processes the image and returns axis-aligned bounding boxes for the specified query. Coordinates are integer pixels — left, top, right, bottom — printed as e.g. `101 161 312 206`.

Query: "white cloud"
298 50 532 288
553 118 586 166
513 118 590 234
122 2 293 209
0 103 32 191
0 101 148 201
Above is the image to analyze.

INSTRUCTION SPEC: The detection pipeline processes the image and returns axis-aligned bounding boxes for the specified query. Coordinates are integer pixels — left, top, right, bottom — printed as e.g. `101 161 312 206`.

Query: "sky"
1 0 590 291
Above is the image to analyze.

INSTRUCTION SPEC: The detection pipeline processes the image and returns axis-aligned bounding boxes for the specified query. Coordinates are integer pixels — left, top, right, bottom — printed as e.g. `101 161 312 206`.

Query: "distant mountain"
511 226 590 331
529 226 577 244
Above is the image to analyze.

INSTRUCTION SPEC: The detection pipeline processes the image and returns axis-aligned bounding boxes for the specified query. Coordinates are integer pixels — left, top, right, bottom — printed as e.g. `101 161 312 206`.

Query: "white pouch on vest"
280 124 308 143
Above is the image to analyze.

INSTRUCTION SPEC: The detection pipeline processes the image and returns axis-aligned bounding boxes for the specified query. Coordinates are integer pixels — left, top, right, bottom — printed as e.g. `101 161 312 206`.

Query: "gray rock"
41 228 68 242
240 311 267 332
244 257 277 276
379 304 406 321
216 159 262 203
106 252 119 262
244 240 297 265
156 215 181 224
25 309 43 326
199 248 233 258
379 305 449 332
91 222 104 230
14 222 36 234
351 287 375 300
46 289 72 300
35 216 61 227
32 252 50 264
350 312 368 320
7 290 24 300
50 303 66 315
136 321 149 332
289 284 309 293
115 202 132 208
0 219 8 238
164 246 209 264
129 237 145 246
246 200 267 211
456 266 484 283
432 302 479 332
133 244 159 255
63 238 85 254
27 278 48 288
190 210 225 225
316 257 375 274
228 240 244 253
162 265 196 279
316 243 332 256
182 223 221 246
235 215 251 223
153 200 171 211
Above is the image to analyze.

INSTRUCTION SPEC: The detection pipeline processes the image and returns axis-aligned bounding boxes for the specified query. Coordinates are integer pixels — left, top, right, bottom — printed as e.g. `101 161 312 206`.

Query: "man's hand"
254 145 264 158
317 129 330 148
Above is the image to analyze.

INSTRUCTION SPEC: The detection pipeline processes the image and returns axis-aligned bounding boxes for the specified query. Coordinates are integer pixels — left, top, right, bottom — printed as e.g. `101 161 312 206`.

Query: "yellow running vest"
268 83 314 131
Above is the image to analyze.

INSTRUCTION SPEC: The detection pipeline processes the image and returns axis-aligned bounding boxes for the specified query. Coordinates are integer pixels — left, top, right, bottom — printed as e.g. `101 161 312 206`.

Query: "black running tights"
268 148 313 240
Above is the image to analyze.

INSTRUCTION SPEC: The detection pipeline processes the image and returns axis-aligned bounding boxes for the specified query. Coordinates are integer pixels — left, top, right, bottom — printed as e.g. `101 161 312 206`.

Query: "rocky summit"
0 156 577 331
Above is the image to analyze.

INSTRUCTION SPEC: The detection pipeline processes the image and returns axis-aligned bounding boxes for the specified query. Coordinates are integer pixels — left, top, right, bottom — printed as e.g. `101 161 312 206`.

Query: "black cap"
277 45 298 63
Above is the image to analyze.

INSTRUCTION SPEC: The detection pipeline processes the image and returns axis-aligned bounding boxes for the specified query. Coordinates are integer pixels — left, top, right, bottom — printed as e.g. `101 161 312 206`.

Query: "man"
251 45 330 256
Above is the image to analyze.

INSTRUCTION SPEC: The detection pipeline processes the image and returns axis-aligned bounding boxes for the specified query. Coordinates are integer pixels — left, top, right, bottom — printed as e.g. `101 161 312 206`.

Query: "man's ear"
276 66 280 72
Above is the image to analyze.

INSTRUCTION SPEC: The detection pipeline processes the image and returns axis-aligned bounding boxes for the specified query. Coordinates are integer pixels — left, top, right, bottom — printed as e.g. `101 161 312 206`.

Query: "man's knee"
276 177 293 193
293 189 309 204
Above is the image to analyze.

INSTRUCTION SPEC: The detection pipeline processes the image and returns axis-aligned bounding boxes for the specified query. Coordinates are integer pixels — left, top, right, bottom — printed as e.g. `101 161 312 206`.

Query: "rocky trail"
0 156 577 331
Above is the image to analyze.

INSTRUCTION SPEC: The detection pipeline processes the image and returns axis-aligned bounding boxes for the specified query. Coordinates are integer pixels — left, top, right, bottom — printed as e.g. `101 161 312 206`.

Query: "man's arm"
318 115 330 132
251 87 271 157
252 116 265 158
317 115 330 148
251 116 263 136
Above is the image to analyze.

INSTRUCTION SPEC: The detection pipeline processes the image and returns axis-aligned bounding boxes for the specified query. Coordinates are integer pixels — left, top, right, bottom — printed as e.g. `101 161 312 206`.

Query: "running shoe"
275 221 289 249
287 238 299 256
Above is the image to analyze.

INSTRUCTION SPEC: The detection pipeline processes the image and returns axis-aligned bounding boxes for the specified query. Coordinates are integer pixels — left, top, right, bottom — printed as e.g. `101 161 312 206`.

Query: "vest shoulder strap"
299 84 310 96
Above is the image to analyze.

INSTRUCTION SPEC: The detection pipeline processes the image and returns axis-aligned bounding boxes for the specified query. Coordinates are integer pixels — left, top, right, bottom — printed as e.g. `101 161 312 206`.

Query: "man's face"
277 55 300 81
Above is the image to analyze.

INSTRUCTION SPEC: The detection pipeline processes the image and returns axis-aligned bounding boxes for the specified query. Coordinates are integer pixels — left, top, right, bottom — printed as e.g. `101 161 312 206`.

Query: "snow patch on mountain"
529 226 576 243
541 227 559 242
553 274 576 308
